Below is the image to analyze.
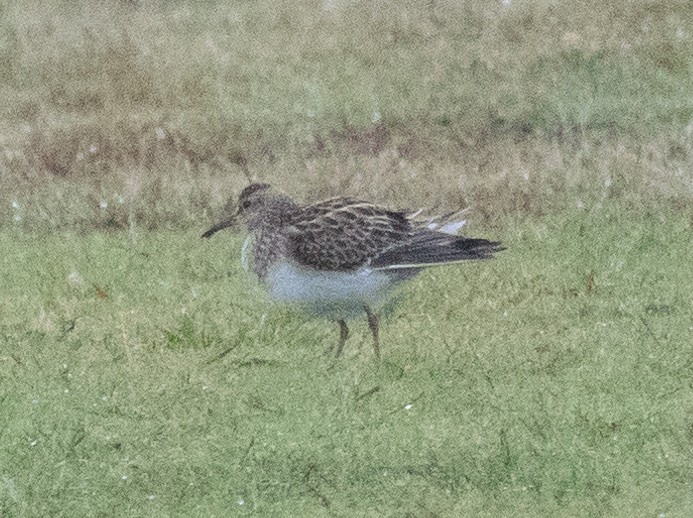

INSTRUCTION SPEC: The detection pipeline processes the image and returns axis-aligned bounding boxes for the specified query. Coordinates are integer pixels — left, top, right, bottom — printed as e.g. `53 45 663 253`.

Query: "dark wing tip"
453 238 505 259
371 234 504 268
461 237 504 252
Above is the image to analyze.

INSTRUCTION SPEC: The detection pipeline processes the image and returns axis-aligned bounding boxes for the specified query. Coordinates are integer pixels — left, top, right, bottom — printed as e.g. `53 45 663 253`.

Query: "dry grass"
4 132 693 233
1 0 692 231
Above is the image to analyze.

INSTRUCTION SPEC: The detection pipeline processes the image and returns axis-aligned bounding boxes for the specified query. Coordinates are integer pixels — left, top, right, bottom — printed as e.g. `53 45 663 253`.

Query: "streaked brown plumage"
203 183 503 358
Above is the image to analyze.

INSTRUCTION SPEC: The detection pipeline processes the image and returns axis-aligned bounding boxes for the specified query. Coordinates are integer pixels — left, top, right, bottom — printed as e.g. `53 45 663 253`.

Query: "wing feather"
288 200 413 271
287 198 503 271
370 232 503 269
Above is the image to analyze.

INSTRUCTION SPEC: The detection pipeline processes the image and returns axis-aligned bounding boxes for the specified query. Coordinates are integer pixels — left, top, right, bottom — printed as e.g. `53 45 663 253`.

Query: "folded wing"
287 199 503 271
370 232 503 270
288 200 412 271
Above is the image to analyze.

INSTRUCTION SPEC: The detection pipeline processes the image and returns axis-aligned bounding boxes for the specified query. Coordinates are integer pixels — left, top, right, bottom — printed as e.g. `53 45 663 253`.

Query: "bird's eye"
240 200 251 210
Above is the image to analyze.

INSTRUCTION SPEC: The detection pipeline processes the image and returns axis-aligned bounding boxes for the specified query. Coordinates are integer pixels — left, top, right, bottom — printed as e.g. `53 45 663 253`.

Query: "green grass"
1 206 692 516
1 1 692 515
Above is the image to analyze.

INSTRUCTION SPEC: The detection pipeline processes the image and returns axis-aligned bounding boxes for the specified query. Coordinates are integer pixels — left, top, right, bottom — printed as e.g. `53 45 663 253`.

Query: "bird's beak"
201 213 238 239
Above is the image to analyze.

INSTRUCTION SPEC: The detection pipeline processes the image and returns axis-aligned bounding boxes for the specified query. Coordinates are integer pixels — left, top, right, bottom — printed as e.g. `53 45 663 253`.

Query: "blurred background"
1 0 691 232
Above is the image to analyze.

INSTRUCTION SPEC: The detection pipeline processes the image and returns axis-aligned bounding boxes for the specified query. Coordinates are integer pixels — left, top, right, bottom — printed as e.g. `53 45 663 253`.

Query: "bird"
202 183 503 358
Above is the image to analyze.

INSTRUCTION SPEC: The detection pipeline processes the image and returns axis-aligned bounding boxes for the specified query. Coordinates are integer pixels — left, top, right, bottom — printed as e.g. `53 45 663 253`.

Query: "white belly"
264 261 403 319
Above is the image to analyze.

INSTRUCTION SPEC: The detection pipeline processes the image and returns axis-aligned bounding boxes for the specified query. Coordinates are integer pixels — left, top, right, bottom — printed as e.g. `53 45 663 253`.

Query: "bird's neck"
245 197 298 280
246 196 298 231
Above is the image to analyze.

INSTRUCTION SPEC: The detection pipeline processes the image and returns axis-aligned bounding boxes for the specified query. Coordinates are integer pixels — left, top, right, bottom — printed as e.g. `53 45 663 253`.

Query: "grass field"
1 208 692 516
1 0 693 516
1 0 692 230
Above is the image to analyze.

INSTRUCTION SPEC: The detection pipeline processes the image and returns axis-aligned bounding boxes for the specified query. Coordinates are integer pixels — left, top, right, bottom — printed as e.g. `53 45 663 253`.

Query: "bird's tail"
371 232 503 270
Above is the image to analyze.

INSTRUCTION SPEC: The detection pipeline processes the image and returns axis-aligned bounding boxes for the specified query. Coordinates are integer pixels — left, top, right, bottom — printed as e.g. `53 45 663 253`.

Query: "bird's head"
202 183 297 238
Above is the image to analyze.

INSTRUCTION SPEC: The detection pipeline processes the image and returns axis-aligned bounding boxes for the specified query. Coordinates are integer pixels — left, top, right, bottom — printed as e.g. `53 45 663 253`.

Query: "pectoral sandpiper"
202 183 503 358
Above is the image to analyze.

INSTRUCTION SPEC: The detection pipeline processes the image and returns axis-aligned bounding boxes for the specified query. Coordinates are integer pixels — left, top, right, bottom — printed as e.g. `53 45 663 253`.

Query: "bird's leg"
364 306 380 359
334 320 349 358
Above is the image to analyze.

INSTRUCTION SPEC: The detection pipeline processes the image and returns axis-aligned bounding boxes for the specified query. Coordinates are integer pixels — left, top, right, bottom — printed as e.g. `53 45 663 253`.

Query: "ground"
2 208 692 516
1 0 693 516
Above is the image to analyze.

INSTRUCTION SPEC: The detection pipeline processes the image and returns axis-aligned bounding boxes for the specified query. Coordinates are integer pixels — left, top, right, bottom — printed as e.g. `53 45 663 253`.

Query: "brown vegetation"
1 0 691 231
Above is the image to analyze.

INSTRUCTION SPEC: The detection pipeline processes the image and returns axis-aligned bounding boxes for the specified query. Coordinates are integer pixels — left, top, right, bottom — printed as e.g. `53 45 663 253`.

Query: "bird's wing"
288 198 503 271
287 199 414 271
361 206 502 268
370 233 503 270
